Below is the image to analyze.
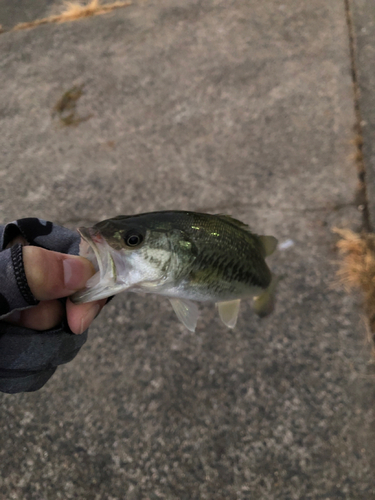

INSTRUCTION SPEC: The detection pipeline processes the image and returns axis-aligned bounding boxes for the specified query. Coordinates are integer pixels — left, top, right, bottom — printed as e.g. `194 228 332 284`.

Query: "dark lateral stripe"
195 253 270 288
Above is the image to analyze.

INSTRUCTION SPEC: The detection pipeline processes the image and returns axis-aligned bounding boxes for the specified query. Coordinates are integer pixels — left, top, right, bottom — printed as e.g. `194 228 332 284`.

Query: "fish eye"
124 229 144 247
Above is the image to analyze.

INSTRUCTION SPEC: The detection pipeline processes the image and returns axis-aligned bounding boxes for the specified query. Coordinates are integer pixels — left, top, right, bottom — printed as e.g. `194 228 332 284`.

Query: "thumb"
23 246 95 301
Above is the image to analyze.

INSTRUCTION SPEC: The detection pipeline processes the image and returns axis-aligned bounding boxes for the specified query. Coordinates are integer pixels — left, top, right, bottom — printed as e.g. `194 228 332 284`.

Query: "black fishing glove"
0 218 87 394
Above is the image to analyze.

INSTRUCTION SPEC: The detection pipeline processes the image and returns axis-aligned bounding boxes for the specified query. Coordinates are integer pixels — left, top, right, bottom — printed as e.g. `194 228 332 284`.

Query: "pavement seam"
344 0 372 232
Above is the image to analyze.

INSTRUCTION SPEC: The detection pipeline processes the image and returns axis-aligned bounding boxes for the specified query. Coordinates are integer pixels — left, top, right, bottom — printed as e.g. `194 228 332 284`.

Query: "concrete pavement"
0 0 375 498
0 0 57 31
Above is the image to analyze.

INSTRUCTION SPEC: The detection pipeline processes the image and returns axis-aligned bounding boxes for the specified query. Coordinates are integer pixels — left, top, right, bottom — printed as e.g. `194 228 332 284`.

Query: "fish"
70 211 278 331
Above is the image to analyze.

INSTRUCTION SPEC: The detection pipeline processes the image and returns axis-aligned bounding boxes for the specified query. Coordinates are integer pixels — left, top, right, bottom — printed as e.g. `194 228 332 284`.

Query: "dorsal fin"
215 214 252 230
215 215 278 257
259 235 278 257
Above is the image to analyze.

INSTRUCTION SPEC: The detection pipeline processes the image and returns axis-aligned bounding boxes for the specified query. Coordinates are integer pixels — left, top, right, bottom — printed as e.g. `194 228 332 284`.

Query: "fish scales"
154 212 271 292
71 211 278 331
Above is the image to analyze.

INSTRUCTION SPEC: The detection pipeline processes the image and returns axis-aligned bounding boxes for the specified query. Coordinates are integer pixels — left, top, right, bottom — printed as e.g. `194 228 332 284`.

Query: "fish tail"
253 274 279 317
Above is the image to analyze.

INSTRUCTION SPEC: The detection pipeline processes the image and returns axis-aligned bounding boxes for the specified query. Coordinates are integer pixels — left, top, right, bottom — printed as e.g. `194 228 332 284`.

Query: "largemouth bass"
71 211 278 331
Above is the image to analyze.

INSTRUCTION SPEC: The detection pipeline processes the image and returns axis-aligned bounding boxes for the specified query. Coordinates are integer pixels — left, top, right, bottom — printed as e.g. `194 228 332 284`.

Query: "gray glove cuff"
0 244 39 318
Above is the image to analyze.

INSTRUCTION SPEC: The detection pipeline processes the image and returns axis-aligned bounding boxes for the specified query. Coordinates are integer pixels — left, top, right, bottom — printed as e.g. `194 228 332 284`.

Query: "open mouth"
70 227 117 304
78 227 105 285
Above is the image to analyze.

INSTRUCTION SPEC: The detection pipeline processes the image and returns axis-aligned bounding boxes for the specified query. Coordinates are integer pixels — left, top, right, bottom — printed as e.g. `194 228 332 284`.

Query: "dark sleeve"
0 218 88 394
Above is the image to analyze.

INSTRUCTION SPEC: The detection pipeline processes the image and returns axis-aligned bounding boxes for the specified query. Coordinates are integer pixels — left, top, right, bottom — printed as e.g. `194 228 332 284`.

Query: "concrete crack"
344 0 372 232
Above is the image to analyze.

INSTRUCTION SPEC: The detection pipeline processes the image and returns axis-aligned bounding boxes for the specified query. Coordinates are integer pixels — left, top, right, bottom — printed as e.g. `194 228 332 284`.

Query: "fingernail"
79 304 101 334
63 258 89 290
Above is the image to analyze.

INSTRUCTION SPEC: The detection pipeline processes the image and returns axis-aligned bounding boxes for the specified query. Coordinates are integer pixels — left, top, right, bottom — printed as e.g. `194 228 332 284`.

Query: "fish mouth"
70 227 120 304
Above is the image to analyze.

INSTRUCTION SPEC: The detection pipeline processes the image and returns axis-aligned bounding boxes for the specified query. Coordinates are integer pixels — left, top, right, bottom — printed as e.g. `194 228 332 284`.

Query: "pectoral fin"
217 299 241 328
253 274 279 317
169 298 199 332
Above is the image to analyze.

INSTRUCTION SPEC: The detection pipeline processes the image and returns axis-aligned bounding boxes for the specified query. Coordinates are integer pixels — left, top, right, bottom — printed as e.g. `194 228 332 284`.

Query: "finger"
66 298 106 335
3 300 64 331
23 246 96 301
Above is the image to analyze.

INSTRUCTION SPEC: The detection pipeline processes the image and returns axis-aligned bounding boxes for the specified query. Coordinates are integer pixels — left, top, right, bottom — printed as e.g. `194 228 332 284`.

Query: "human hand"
0 217 107 393
3 245 106 334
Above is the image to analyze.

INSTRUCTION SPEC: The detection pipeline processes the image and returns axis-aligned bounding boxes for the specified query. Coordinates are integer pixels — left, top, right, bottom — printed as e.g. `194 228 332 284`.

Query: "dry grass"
12 0 131 31
334 228 375 347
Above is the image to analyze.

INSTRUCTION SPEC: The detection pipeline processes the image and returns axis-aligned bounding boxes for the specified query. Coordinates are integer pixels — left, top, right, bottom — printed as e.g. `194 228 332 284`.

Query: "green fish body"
71 211 277 331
